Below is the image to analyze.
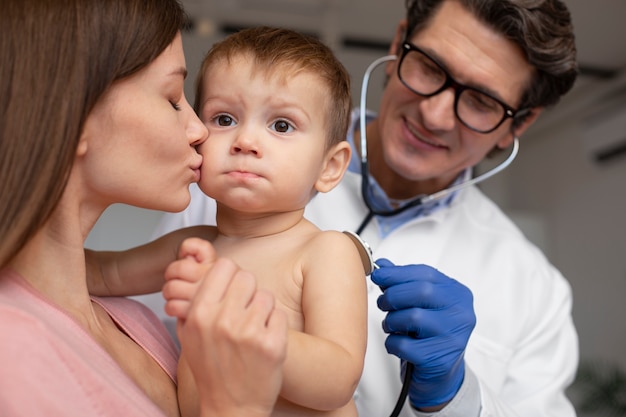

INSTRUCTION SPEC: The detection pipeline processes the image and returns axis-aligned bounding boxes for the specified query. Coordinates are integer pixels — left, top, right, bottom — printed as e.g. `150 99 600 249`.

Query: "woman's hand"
163 238 288 417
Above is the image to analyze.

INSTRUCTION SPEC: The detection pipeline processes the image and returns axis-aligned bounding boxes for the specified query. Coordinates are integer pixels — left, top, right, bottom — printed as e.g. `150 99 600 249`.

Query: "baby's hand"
162 237 216 320
177 236 217 265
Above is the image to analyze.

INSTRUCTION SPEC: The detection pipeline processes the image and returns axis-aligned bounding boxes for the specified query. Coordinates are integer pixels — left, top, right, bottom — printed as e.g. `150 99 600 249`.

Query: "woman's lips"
191 167 201 182
191 158 203 182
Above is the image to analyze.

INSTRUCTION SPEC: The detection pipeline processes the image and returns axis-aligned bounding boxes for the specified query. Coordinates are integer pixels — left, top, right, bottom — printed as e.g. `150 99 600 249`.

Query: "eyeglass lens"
398 45 510 133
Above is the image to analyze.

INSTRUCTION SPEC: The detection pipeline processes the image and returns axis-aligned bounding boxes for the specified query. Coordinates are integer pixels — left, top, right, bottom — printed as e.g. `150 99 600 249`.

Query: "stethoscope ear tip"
342 230 377 275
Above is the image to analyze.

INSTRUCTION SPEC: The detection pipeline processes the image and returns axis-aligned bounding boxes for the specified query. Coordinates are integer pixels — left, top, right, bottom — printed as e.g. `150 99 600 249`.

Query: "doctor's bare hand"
371 259 476 410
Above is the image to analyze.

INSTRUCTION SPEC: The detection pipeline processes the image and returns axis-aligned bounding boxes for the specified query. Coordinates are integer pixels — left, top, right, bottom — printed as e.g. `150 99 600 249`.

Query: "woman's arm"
85 225 218 296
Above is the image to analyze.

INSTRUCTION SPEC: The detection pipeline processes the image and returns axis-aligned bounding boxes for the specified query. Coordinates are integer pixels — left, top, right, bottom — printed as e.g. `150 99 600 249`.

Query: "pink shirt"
0 268 179 416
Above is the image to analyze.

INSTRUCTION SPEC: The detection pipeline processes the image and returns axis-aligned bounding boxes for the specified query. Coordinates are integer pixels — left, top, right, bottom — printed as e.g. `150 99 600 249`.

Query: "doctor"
154 0 579 416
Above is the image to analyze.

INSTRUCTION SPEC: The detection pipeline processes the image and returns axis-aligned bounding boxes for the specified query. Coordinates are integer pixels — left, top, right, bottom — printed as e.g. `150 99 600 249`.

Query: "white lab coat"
304 170 578 417
152 173 578 417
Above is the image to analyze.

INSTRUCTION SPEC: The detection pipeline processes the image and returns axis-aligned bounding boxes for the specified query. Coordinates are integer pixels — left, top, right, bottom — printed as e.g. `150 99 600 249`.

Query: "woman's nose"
187 106 209 147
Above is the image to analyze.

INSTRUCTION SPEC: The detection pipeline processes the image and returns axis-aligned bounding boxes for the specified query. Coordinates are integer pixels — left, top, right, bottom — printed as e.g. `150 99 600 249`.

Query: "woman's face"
79 33 207 213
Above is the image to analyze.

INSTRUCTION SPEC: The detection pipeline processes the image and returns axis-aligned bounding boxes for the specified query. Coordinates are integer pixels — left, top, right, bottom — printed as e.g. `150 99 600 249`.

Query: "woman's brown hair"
0 0 187 267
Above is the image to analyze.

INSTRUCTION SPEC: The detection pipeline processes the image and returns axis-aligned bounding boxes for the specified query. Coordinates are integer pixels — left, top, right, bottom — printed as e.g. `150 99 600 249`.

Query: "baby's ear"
315 141 351 193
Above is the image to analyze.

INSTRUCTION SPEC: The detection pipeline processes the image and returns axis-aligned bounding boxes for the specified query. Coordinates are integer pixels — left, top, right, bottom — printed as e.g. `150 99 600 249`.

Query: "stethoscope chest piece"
343 230 378 275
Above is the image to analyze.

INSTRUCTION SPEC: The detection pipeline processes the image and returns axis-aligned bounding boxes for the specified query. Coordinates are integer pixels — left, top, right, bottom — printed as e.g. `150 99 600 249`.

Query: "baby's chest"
232 252 307 331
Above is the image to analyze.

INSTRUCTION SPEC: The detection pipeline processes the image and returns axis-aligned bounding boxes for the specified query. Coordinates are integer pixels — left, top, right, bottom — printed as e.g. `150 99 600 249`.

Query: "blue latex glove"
370 259 476 409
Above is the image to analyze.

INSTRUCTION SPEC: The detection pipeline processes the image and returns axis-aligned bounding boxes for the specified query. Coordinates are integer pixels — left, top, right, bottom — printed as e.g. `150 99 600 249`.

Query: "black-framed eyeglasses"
397 42 529 134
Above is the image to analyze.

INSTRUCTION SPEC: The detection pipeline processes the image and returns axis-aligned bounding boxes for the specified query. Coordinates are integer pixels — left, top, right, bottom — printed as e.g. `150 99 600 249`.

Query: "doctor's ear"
495 107 544 151
513 107 543 137
385 20 408 77
389 20 408 57
315 141 351 193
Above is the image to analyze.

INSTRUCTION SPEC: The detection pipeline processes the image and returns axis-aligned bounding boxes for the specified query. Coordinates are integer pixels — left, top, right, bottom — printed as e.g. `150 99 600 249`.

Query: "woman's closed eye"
169 100 182 111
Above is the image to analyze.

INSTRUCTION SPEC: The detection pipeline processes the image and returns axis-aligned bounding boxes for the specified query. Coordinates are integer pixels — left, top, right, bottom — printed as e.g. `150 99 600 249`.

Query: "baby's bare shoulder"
306 229 353 249
303 230 364 270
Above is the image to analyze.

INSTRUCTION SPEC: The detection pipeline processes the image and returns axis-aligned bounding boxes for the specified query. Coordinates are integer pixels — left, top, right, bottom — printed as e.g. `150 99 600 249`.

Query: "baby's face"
195 55 331 214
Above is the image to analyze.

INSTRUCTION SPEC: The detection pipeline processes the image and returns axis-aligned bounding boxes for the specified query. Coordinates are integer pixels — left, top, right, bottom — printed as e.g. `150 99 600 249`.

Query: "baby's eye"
213 114 236 127
169 100 182 111
271 120 294 133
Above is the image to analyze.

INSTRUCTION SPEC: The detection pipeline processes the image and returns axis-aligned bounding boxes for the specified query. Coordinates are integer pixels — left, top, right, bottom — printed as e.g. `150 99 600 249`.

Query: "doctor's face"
373 0 538 198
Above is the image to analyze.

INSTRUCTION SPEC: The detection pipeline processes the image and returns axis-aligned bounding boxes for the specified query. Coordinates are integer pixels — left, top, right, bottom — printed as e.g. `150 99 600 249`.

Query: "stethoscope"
344 54 521 417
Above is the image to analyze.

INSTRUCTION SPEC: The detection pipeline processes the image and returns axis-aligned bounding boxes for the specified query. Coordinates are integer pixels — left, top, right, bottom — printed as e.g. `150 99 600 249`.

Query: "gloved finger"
381 307 473 338
371 263 444 290
373 258 394 268
384 334 463 366
382 308 437 338
377 279 473 311
377 280 442 311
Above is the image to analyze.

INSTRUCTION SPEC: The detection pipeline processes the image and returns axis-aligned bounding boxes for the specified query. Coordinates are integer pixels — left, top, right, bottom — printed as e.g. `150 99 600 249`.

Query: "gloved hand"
370 259 476 409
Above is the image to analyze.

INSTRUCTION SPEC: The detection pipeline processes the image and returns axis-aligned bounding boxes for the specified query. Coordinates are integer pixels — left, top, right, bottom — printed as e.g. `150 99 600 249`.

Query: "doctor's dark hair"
194 26 352 151
404 0 578 128
0 0 186 268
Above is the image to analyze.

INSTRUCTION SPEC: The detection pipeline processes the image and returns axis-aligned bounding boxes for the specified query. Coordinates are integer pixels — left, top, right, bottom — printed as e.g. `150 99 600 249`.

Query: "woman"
0 0 287 416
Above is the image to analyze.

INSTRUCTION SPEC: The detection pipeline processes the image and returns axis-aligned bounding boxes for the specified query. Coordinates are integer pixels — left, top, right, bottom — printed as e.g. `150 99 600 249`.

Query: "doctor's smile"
403 118 449 150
